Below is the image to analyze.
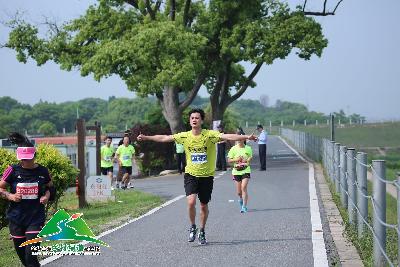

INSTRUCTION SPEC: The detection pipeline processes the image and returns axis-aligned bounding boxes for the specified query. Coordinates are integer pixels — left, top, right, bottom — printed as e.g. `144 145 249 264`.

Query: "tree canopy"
5 0 335 133
0 95 363 138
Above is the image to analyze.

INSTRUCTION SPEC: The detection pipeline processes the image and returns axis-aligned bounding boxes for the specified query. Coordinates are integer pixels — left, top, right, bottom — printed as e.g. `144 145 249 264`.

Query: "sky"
0 0 399 121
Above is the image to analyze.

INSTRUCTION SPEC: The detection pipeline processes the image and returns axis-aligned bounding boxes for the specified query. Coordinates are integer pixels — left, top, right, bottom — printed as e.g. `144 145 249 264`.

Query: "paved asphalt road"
46 136 321 267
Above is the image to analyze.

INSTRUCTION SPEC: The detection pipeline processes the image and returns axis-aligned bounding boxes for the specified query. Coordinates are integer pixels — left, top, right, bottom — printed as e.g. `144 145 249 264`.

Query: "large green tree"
204 1 331 121
6 0 207 133
5 0 343 133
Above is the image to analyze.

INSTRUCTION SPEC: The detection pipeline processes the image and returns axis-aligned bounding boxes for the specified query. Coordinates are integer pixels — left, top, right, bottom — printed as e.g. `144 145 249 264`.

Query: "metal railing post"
329 141 335 182
340 145 348 208
372 160 386 267
334 143 341 193
356 152 368 238
347 148 356 224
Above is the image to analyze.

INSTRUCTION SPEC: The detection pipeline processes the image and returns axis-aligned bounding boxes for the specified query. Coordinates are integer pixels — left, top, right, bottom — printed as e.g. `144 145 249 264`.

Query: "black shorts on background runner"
233 173 251 182
120 166 132 175
101 167 113 175
184 174 214 204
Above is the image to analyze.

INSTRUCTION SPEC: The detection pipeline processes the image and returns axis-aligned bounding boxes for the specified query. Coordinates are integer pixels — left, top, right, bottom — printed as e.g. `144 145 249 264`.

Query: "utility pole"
330 114 335 141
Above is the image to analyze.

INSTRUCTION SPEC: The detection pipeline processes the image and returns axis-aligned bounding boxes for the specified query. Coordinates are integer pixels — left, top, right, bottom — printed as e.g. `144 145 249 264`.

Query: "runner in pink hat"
0 132 55 267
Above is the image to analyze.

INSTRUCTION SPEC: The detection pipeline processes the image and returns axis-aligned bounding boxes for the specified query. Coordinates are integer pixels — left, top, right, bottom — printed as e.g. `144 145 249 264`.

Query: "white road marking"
278 136 328 266
277 136 306 162
40 195 185 265
309 163 329 267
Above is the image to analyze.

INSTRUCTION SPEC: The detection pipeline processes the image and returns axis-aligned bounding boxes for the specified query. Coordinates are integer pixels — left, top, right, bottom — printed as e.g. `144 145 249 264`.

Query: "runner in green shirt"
137 108 257 245
115 136 136 190
227 133 253 213
101 136 115 189
175 142 186 175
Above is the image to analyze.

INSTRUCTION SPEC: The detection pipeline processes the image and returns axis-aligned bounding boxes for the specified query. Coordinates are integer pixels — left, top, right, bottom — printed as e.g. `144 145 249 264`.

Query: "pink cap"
16 147 36 160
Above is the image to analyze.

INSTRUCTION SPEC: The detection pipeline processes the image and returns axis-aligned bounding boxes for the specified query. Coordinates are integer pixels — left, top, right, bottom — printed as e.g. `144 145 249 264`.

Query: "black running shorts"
120 166 132 175
184 173 214 204
233 173 251 182
101 167 113 175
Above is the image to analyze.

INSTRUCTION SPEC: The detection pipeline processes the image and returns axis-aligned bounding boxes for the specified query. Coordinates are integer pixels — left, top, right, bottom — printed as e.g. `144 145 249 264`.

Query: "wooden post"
77 119 87 208
95 121 101 176
86 121 102 176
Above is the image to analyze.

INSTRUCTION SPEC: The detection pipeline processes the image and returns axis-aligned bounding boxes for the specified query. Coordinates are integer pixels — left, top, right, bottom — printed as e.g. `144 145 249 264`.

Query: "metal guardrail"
281 128 399 267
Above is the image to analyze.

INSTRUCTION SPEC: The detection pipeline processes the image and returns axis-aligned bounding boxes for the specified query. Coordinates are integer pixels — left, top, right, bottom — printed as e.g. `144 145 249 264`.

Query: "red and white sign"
16 183 39 199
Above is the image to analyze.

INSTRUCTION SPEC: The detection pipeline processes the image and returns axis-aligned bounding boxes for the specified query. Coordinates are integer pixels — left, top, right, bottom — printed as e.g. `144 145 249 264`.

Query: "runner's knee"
187 197 196 207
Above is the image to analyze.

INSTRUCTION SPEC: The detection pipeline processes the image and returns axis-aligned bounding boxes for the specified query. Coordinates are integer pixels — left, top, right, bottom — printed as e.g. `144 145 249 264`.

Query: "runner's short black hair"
8 132 34 147
105 136 112 140
256 124 263 129
188 108 205 120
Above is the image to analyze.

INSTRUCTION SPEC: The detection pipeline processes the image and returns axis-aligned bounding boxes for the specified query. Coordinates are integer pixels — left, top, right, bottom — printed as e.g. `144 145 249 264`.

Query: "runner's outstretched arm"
220 134 257 142
137 134 174 143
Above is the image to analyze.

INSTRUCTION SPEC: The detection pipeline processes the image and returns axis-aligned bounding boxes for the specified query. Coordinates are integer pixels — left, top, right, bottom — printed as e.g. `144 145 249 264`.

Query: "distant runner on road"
137 108 257 245
101 136 115 189
227 131 253 213
115 136 136 190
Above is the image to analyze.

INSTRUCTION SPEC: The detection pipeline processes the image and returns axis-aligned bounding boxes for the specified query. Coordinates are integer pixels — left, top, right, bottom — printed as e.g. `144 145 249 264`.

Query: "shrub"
0 148 17 229
130 124 174 175
0 144 78 230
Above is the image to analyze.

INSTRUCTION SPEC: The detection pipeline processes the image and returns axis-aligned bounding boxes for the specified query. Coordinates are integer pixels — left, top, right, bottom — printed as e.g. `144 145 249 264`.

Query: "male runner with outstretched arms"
137 108 257 245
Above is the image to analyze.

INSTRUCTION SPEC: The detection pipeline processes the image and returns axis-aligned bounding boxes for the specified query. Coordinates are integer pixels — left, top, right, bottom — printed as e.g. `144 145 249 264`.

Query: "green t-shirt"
173 129 222 177
116 144 135 167
227 144 253 175
101 145 115 168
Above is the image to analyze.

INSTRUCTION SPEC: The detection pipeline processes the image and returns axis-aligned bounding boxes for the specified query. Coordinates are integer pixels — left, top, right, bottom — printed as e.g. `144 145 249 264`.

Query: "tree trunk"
210 72 229 124
159 86 185 134
211 99 225 123
210 63 263 125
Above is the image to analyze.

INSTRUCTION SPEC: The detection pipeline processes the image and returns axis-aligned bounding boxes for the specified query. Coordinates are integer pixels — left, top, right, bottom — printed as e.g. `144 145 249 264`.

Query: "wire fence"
280 128 400 267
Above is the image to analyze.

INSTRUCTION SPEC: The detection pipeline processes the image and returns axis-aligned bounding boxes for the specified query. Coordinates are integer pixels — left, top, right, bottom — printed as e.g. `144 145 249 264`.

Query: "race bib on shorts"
16 183 39 199
191 153 207 164
122 155 130 160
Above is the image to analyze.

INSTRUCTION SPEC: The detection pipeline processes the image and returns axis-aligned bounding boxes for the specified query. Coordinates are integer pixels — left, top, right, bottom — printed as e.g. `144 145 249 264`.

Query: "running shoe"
198 230 207 245
240 206 248 213
238 198 243 208
188 226 197 242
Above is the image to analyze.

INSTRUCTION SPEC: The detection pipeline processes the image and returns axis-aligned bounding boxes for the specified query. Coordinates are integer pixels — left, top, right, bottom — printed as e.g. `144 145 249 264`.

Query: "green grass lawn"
292 122 400 181
293 122 400 148
0 190 164 267
369 151 400 181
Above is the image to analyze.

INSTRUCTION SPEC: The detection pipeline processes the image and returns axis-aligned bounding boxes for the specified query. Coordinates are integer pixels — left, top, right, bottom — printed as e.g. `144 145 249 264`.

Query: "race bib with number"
105 156 111 161
191 153 207 164
122 155 130 160
16 183 39 199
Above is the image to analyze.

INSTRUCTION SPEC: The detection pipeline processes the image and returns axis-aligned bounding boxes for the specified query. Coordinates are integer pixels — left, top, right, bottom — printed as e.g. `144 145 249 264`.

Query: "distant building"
33 136 98 145
1 134 126 177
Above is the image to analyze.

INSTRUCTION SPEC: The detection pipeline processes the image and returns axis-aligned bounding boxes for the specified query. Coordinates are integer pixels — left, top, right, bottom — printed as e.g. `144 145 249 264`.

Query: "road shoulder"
314 163 363 266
